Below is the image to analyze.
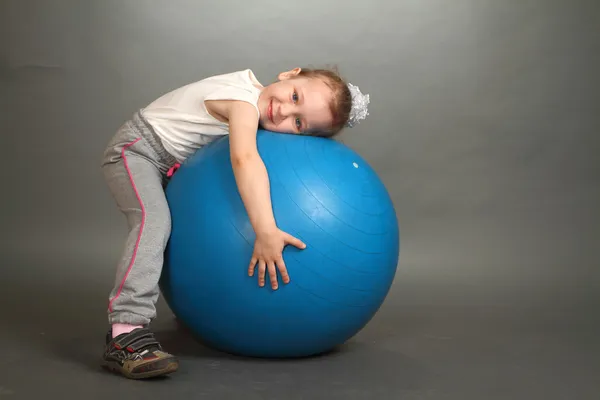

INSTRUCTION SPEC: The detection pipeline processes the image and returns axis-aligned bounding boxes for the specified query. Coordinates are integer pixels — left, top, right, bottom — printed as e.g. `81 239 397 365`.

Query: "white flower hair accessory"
346 83 370 128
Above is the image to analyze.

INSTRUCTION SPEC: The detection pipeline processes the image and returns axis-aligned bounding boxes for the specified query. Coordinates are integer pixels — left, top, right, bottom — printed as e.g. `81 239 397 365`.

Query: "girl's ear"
277 67 302 81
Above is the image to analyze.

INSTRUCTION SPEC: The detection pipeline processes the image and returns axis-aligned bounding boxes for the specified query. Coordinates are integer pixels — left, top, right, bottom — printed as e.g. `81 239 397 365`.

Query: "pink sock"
112 323 143 338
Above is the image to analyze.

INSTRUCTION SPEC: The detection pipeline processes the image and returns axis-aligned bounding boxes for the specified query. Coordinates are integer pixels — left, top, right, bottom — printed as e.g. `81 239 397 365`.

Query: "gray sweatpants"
101 111 179 326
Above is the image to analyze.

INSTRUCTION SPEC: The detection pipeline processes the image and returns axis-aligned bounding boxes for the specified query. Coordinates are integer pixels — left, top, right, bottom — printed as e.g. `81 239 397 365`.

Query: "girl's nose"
279 102 294 118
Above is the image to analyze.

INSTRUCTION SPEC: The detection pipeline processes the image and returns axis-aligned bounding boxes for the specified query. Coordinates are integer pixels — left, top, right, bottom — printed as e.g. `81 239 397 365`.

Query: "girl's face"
257 68 334 134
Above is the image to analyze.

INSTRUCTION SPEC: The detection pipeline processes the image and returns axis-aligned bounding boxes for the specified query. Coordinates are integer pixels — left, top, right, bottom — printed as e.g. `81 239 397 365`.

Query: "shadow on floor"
0 255 429 396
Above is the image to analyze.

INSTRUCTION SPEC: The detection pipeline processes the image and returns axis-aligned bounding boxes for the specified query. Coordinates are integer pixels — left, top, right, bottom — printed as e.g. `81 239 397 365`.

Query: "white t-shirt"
141 69 263 162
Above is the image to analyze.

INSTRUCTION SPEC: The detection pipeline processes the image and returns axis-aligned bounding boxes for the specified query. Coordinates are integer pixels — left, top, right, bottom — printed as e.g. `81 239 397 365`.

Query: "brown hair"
296 67 352 137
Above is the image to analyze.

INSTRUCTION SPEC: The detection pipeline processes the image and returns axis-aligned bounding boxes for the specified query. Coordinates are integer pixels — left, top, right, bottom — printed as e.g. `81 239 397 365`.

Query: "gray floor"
2 252 598 400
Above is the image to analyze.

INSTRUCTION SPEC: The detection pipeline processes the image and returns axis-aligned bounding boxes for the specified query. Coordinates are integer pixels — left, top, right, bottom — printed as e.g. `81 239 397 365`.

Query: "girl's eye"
295 117 302 130
292 91 298 103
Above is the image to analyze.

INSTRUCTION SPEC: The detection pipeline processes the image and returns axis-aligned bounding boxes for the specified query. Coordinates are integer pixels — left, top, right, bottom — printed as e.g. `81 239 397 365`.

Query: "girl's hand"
248 228 306 290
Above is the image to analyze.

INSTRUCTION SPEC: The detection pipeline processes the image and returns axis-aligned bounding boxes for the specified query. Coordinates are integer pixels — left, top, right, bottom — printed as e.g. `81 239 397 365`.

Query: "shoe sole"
102 359 179 380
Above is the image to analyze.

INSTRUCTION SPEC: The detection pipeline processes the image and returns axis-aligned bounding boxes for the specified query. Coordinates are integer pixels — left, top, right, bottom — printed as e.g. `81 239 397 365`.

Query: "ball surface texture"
160 130 400 358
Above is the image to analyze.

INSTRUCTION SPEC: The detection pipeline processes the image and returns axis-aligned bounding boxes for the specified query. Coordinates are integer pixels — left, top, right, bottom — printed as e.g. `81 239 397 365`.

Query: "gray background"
1 0 599 399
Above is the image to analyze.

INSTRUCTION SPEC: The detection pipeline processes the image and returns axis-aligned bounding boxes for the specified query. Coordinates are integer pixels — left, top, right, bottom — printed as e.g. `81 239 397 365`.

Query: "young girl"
100 67 370 379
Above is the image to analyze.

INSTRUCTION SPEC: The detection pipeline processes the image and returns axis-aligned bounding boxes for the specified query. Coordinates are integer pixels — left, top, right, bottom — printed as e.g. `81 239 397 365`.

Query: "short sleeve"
204 86 261 119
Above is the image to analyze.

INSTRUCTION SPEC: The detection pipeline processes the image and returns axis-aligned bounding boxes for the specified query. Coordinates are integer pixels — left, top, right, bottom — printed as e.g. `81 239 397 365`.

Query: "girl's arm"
205 99 306 289
227 101 277 236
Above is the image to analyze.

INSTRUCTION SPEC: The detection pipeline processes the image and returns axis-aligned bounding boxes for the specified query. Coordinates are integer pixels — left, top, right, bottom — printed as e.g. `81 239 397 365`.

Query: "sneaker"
102 327 179 379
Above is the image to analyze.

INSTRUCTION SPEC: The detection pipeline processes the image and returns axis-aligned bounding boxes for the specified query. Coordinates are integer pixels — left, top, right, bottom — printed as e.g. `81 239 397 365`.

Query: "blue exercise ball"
160 130 400 358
